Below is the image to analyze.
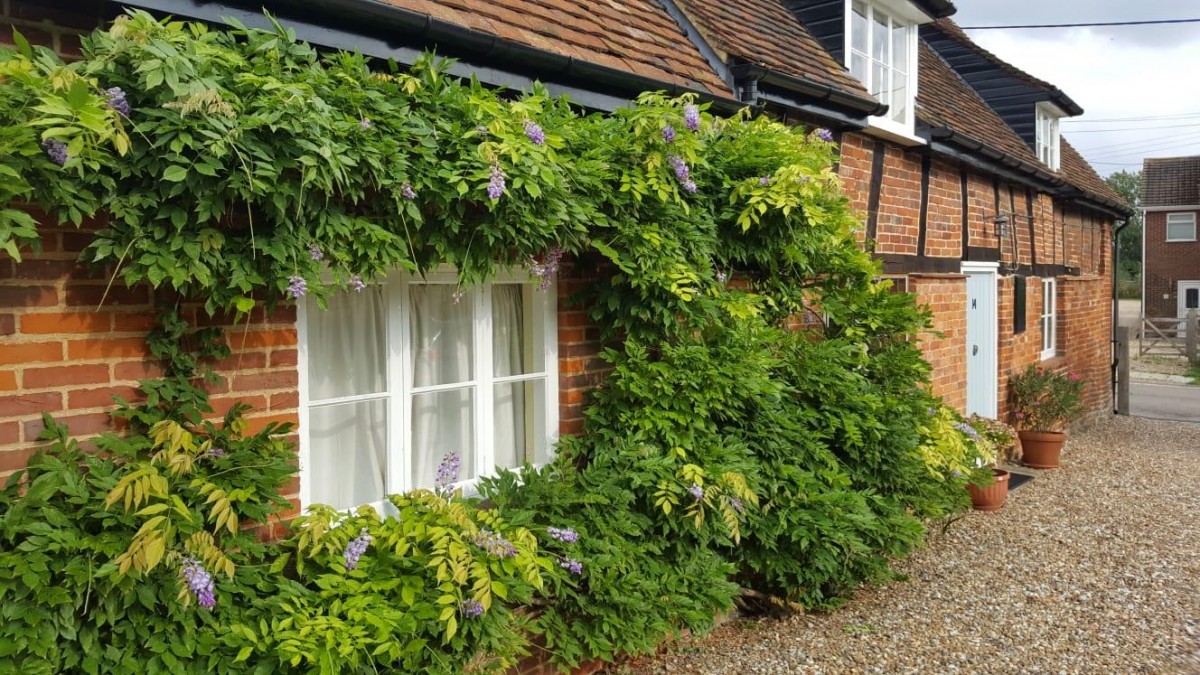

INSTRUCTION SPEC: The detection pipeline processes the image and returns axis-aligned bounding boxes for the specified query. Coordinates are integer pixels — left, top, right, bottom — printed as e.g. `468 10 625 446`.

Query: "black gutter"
925 125 1065 189
758 89 871 130
117 0 745 114
915 0 958 19
729 61 889 118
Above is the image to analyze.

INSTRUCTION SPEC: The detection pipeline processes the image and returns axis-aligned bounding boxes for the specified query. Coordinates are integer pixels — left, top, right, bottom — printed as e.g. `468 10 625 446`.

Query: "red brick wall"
555 259 607 437
1059 276 1114 413
0 222 300 485
910 274 967 412
0 0 100 58
1143 209 1200 319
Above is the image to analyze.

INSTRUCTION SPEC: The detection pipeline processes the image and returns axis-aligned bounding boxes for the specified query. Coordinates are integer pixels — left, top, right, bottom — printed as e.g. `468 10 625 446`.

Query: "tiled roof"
1059 139 1127 207
376 0 730 95
1141 155 1200 207
672 0 869 99
915 42 1038 165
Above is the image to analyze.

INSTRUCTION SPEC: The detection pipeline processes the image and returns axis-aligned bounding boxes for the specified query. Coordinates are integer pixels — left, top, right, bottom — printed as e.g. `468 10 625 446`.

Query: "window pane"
493 284 543 376
850 52 868 82
1168 222 1196 240
871 62 888 99
308 400 387 510
1186 288 1199 309
872 11 888 62
307 288 387 401
494 379 547 469
410 284 474 387
851 2 868 53
890 75 907 122
891 23 907 74
411 388 475 488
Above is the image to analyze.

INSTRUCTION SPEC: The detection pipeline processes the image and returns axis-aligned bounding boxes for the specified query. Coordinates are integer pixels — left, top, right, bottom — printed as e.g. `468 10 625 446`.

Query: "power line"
961 18 1200 29
1066 122 1200 133
1063 112 1200 124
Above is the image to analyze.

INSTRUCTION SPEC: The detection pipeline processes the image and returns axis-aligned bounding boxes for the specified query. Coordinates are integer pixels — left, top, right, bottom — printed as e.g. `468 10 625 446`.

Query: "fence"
1138 309 1199 364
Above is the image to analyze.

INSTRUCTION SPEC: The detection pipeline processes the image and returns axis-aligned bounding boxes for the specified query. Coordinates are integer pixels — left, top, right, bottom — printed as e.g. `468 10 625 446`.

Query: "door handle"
972 345 979 356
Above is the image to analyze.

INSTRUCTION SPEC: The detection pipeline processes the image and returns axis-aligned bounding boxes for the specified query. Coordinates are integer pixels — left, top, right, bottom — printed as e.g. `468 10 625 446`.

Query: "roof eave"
728 61 888 119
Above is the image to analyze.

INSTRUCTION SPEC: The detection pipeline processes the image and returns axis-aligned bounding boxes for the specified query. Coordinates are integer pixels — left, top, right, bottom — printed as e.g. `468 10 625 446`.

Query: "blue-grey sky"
953 1 1200 176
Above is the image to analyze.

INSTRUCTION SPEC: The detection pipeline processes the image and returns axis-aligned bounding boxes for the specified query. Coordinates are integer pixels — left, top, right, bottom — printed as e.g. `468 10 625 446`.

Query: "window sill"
864 117 926 147
1165 238 1197 243
1040 350 1060 363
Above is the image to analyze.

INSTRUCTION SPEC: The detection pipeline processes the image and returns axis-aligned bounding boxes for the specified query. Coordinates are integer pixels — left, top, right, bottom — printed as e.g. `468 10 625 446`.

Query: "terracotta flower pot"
967 468 1010 511
1018 430 1066 469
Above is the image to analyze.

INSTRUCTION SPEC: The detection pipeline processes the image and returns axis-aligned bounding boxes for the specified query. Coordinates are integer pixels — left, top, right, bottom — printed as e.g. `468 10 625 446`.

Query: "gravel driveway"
619 416 1200 674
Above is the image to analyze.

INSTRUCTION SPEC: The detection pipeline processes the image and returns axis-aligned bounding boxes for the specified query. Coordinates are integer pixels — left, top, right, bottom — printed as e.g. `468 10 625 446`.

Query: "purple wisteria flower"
42 140 68 166
475 125 490 136
668 155 690 182
473 529 517 558
715 270 728 284
181 557 216 609
104 87 131 117
343 528 373 571
526 246 564 291
286 275 307 299
816 128 834 142
487 162 506 200
688 484 704 501
401 182 417 200
681 179 697 194
348 274 366 292
524 119 546 145
435 452 461 491
547 526 579 543
684 104 700 132
728 497 745 514
955 422 982 441
207 446 226 458
559 558 583 575
759 176 772 187
460 599 484 618
662 125 676 143
308 244 323 261
360 117 373 130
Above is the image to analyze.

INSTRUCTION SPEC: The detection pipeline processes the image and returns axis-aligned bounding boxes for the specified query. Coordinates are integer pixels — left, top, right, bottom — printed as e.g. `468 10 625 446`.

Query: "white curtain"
410 285 475 487
306 288 388 510
493 285 526 469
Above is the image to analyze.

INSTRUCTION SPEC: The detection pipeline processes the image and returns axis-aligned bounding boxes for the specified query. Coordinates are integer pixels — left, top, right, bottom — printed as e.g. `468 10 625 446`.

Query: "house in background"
1140 156 1200 321
0 0 1131 511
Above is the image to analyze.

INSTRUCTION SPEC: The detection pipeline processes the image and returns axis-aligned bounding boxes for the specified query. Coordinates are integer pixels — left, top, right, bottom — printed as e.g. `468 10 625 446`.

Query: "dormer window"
1036 103 1061 170
847 0 917 132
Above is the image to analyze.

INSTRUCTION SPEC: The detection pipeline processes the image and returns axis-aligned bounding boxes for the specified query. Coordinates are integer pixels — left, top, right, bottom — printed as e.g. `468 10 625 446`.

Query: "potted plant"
1007 365 1085 469
962 415 1019 511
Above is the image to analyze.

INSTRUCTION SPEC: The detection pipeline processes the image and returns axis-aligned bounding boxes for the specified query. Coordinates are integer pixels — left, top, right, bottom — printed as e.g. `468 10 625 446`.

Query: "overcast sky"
953 1 1200 177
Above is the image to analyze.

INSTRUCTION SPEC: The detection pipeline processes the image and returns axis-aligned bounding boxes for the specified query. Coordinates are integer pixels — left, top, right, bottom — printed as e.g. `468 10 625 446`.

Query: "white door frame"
963 262 999 418
1177 280 1200 318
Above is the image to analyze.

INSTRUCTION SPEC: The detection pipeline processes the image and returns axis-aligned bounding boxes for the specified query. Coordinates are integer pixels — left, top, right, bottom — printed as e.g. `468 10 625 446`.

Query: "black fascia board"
912 0 957 19
113 0 745 114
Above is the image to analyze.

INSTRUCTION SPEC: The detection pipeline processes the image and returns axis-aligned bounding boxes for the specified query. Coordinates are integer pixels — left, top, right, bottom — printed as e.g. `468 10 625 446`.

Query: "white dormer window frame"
845 0 920 140
1035 103 1061 171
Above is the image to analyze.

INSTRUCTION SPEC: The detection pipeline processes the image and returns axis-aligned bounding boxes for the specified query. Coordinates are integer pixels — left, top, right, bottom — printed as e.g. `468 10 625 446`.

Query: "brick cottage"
1141 155 1200 321
0 0 1130 514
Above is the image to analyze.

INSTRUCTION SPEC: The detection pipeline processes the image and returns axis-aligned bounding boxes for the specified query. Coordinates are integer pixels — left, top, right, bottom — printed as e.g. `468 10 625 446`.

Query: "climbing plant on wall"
0 11 992 673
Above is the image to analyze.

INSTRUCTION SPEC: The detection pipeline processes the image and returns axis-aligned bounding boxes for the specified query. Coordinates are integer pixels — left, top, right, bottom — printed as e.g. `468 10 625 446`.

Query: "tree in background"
1105 170 1141 294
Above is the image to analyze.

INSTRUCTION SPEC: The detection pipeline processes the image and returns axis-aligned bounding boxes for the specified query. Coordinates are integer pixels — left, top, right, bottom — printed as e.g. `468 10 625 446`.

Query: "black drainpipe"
1111 218 1129 414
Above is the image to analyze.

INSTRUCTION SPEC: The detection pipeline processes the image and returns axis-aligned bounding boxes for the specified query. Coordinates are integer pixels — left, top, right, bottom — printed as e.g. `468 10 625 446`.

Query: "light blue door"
964 266 998 417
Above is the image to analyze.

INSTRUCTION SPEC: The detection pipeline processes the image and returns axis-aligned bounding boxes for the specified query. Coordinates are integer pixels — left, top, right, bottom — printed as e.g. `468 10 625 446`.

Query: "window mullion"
393 275 411 494
477 284 494 480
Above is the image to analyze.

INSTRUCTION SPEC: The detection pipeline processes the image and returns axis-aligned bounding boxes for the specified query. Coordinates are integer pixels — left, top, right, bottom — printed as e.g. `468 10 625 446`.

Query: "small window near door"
1167 213 1197 241
1186 287 1199 310
1041 278 1057 360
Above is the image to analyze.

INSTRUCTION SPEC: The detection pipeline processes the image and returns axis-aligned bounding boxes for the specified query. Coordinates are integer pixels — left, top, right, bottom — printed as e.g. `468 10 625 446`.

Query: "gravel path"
619 416 1200 674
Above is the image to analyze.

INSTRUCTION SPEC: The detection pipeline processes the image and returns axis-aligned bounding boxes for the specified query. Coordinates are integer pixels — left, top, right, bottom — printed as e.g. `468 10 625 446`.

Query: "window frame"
1166 212 1197 242
845 0 918 136
1035 103 1061 171
296 266 559 511
1040 277 1057 360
